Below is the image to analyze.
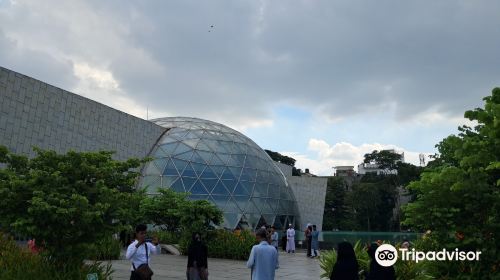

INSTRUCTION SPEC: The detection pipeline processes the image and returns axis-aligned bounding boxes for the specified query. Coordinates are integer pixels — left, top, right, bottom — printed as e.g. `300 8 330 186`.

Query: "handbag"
133 243 154 280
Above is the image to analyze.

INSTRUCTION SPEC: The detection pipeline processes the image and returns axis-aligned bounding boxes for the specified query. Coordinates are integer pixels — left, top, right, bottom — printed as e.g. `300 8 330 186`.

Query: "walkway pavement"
111 251 323 279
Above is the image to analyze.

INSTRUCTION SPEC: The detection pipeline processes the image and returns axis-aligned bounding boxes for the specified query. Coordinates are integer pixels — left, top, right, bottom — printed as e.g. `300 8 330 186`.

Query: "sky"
1 0 499 175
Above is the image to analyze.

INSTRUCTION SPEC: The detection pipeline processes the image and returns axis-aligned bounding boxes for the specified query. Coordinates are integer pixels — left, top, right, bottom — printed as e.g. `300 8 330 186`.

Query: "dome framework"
138 117 300 230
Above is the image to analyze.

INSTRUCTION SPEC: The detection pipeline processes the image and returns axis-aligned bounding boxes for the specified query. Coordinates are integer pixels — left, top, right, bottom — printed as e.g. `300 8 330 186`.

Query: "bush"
179 229 256 260
0 235 112 280
319 240 369 279
205 229 256 260
152 230 180 245
85 235 122 261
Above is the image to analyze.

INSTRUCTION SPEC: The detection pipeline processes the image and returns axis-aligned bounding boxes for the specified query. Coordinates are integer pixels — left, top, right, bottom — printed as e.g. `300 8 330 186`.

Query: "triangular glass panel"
231 154 246 167
215 153 230 165
221 168 236 180
196 150 213 164
268 184 280 199
246 200 260 215
162 175 178 188
183 138 200 149
170 178 185 193
190 151 205 164
262 214 275 226
253 198 272 214
172 142 192 155
179 163 196 177
223 213 239 229
256 215 267 229
176 151 194 161
233 196 249 213
182 177 197 190
159 135 177 144
253 183 268 197
184 131 200 140
217 141 232 153
229 167 242 179
200 167 217 179
153 158 169 173
211 181 230 195
172 159 189 174
159 142 178 155
247 214 261 229
144 162 161 175
163 159 179 176
233 183 250 196
239 168 255 181
203 139 220 153
154 146 169 158
240 181 254 195
267 199 279 212
189 180 208 195
222 179 237 193
196 140 212 152
211 165 225 178
225 198 241 213
201 178 218 192
190 162 206 176
211 195 229 211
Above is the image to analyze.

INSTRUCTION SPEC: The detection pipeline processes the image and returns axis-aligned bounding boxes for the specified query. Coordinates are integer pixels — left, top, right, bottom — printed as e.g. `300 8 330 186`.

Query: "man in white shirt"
126 224 161 280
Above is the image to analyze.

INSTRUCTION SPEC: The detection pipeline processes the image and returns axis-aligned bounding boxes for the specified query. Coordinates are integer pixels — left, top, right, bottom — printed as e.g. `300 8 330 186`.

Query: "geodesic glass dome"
138 117 300 230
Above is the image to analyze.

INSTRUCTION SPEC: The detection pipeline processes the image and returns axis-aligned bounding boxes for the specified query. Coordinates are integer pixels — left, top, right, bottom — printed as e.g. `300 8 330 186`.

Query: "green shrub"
152 230 180 245
320 240 369 279
85 235 122 261
179 229 256 260
0 235 112 280
319 240 433 280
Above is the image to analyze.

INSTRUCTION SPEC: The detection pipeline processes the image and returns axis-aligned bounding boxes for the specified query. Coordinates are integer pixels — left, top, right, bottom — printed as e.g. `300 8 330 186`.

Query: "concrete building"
0 66 313 230
275 162 327 231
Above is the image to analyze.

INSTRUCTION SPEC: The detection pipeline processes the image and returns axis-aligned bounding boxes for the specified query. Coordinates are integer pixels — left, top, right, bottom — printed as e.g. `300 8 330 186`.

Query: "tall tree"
0 147 146 266
403 88 500 277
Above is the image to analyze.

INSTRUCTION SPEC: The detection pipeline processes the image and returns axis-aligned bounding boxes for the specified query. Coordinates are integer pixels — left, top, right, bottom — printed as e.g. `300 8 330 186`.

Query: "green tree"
322 177 354 230
0 147 146 266
403 88 500 277
363 149 403 171
140 188 222 233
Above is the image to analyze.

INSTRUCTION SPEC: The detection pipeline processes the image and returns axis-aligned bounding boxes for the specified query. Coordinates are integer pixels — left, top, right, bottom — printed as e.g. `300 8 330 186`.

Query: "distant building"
357 149 404 175
334 166 355 177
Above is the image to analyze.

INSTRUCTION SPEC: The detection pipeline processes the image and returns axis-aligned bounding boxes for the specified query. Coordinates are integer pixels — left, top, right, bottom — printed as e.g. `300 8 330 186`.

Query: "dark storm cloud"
1 0 499 124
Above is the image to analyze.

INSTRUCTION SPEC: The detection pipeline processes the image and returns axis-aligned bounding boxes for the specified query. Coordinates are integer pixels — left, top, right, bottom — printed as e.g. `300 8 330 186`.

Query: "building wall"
275 162 327 231
0 67 165 160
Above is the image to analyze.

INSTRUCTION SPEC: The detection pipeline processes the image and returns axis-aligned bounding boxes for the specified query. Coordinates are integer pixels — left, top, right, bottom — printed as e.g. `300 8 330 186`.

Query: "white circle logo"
375 244 398 267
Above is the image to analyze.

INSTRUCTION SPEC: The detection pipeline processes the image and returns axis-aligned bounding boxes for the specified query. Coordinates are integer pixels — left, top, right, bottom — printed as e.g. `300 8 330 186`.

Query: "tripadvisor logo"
375 244 482 267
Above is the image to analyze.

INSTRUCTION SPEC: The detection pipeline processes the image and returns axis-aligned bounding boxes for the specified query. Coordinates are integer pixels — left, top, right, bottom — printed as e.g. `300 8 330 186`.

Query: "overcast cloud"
1 0 499 174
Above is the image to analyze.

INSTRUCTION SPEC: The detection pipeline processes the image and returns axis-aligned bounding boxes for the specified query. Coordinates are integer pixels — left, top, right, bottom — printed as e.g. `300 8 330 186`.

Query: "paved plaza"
111 251 323 279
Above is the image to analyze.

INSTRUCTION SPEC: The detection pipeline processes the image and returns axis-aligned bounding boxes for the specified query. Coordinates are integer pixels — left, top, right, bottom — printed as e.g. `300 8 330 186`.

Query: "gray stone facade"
0 67 165 160
275 162 327 231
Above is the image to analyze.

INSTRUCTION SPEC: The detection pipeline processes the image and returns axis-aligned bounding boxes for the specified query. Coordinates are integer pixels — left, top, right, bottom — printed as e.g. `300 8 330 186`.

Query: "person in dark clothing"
187 232 208 280
306 225 313 257
366 243 395 280
281 231 287 251
330 241 359 280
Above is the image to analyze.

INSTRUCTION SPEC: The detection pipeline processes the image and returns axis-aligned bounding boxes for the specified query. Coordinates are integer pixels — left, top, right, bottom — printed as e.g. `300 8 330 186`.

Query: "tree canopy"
403 88 500 277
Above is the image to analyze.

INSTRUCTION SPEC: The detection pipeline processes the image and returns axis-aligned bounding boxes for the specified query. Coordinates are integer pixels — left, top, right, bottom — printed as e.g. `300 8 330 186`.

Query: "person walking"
247 228 279 280
126 224 161 280
311 225 320 258
270 226 279 251
305 224 312 257
187 232 208 280
330 241 359 280
286 224 295 253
